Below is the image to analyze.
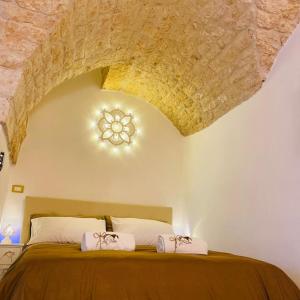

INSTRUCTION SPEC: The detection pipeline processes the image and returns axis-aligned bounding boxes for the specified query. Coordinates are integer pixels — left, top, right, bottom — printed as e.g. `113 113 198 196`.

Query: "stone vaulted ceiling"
0 0 299 163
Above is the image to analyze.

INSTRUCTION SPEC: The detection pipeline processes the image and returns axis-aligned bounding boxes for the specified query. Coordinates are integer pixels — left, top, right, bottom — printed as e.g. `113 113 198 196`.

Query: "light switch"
11 185 24 193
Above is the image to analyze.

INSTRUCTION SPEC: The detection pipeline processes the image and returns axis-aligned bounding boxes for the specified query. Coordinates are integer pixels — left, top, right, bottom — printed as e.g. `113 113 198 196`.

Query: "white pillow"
28 217 106 245
111 217 174 246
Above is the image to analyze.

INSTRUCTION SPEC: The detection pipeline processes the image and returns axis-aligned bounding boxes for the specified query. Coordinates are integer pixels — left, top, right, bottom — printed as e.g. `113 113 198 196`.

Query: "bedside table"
0 244 23 280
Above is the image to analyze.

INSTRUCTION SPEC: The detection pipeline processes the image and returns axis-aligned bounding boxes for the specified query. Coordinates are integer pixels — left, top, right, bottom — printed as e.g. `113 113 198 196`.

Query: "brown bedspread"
0 244 299 300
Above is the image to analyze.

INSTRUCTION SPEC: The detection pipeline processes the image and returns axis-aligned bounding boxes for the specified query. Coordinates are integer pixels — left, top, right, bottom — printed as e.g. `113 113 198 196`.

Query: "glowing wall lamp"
98 109 136 146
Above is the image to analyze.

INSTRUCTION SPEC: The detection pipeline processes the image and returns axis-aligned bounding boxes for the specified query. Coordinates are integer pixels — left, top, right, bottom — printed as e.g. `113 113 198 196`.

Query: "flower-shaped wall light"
98 109 136 145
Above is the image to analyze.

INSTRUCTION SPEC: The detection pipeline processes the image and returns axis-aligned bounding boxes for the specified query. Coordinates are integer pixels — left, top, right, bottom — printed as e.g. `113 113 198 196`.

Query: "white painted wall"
0 127 10 218
184 25 300 287
1 70 185 233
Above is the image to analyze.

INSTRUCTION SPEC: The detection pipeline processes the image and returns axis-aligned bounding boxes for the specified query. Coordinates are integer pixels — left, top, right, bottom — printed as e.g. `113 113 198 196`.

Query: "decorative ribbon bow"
93 232 119 249
169 235 193 253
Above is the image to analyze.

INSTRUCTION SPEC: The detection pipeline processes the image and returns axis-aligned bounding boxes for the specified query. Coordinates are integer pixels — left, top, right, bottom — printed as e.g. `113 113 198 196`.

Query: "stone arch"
0 0 299 163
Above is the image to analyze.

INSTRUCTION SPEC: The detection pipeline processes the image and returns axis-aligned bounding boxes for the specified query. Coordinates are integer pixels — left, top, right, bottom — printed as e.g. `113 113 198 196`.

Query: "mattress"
0 243 299 300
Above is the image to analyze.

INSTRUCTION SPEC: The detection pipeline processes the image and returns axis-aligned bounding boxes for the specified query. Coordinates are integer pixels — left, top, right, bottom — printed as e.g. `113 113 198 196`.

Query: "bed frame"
21 196 172 243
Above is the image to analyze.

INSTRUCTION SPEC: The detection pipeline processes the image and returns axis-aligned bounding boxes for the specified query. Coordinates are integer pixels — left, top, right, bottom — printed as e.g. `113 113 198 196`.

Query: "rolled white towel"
157 234 208 255
81 232 135 252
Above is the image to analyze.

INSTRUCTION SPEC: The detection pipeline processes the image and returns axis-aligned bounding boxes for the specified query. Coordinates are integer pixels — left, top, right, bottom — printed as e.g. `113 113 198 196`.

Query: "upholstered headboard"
21 196 172 243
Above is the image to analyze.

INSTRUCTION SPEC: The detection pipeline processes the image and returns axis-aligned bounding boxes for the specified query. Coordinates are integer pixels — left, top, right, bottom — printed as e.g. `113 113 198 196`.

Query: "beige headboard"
21 196 172 243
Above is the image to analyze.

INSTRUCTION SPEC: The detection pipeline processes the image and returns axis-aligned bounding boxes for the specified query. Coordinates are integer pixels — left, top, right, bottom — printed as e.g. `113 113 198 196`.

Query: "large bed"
0 196 299 300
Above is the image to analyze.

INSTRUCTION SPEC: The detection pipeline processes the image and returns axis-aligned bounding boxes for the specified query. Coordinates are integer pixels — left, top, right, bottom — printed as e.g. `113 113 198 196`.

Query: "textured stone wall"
0 0 299 163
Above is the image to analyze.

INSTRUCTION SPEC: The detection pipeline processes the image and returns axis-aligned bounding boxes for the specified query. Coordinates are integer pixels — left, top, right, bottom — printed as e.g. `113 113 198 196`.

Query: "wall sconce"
98 109 136 146
0 152 4 172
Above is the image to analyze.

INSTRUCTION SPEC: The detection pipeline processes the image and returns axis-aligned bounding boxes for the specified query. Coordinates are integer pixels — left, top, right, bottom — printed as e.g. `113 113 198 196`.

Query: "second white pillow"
111 217 174 246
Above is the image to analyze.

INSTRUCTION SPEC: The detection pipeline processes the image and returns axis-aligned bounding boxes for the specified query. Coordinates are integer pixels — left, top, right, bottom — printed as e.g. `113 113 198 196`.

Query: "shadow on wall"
0 127 10 221
184 25 300 287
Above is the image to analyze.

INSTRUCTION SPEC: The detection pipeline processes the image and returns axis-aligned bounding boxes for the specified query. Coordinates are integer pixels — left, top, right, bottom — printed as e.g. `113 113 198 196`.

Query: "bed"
0 196 299 300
